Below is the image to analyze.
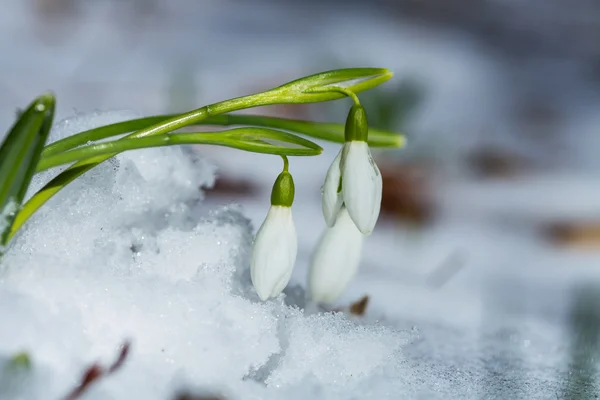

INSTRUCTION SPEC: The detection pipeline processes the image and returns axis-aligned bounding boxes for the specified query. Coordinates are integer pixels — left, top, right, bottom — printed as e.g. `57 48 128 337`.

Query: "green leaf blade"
204 115 405 148
217 127 323 156
40 114 403 159
41 115 171 157
36 128 322 173
0 93 55 246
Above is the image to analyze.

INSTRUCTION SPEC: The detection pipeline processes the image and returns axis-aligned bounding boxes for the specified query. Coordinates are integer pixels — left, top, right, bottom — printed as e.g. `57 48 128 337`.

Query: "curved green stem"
309 86 361 106
281 155 289 172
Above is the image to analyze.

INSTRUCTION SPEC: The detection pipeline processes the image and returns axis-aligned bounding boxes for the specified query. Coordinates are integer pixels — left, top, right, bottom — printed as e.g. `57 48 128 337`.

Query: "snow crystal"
265 310 409 388
0 111 412 400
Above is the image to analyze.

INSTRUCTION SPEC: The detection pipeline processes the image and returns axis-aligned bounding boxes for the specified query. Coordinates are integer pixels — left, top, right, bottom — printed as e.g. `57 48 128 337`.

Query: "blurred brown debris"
379 162 435 226
543 221 600 250
349 295 370 316
332 295 370 316
205 175 258 198
466 147 532 179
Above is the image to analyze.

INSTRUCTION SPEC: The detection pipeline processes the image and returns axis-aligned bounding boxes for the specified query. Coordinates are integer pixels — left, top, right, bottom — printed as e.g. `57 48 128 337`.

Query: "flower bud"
270 170 294 207
344 104 368 142
269 68 393 104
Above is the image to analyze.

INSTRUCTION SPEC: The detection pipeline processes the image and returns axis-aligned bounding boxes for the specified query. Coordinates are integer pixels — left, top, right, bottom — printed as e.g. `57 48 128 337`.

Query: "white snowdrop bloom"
321 104 382 235
308 207 364 304
321 149 344 227
251 162 297 301
341 140 382 235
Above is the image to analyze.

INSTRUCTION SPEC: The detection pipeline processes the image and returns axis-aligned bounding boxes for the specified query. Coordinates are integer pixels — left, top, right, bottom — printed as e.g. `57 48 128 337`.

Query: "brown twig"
64 340 131 400
543 221 600 249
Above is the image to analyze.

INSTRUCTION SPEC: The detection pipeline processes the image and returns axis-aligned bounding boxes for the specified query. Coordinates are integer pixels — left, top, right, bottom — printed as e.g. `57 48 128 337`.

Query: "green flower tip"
5 352 31 371
271 171 295 207
377 132 406 149
273 68 393 104
345 104 368 142
394 134 406 148
33 93 56 114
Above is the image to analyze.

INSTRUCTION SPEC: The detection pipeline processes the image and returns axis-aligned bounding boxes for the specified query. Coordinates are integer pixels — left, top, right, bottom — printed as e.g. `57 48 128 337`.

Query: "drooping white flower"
307 207 364 304
251 205 297 301
341 141 382 235
320 104 382 235
321 149 343 227
250 161 297 301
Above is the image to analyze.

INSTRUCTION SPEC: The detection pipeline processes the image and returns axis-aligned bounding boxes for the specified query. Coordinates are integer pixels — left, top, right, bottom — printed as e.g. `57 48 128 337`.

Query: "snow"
0 112 413 400
3 2 600 398
1 108 599 399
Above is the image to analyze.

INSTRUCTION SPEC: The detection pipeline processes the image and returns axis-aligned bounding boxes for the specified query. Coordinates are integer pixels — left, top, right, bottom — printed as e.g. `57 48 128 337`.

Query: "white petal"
341 141 382 235
321 147 344 227
250 206 297 301
307 207 364 304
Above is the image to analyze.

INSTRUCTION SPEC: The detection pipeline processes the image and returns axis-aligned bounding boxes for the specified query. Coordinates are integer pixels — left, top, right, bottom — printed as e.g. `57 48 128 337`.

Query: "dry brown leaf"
379 163 435 226
543 221 600 249
349 295 370 316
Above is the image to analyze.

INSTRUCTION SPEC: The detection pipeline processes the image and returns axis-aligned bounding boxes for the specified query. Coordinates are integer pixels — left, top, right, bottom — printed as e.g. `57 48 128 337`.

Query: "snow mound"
0 111 411 400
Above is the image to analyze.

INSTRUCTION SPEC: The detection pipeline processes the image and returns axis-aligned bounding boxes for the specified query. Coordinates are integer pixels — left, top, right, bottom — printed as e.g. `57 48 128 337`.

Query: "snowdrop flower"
321 104 382 235
250 158 297 301
308 207 364 304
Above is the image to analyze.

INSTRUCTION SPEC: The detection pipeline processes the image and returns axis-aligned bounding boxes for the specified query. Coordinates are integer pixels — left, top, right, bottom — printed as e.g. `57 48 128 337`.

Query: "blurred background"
4 0 600 397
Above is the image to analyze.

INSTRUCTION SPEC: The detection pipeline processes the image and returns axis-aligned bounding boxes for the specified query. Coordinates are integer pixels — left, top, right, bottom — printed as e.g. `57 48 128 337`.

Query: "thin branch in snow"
107 340 130 374
64 340 131 400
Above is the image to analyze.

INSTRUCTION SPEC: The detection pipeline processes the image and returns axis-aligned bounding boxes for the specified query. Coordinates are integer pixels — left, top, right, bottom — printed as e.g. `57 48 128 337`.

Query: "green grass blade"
0 93 55 246
42 116 170 157
204 114 405 148
37 128 322 172
42 114 403 158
